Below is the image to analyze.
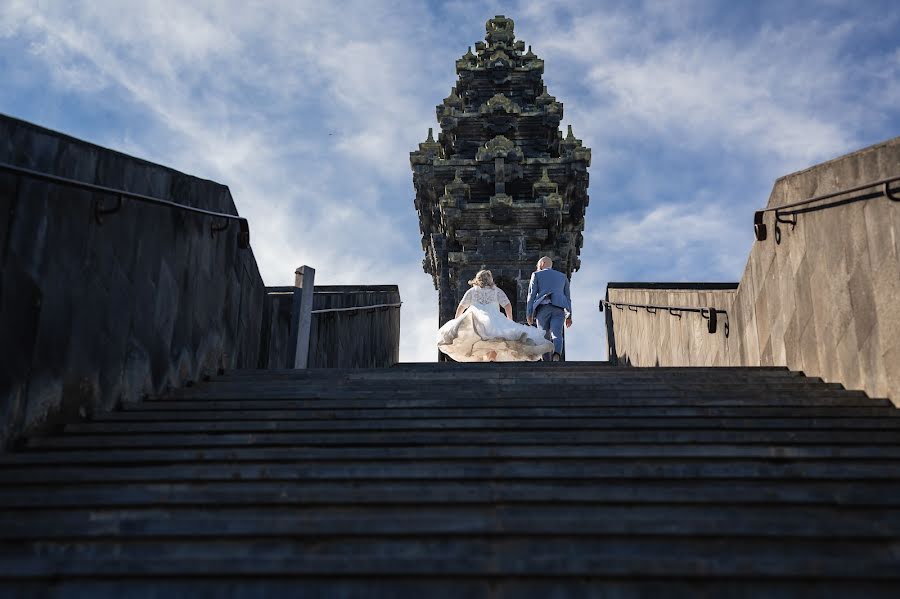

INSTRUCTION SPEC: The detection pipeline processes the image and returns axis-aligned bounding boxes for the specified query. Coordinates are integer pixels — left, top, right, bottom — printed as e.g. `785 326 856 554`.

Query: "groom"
525 256 572 362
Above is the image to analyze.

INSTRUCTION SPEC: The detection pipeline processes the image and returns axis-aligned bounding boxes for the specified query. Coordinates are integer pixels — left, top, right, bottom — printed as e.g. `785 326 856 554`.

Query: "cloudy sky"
2 0 898 361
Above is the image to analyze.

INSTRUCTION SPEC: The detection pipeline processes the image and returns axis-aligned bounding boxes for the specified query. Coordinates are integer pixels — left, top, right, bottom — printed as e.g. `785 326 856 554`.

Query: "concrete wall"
0 114 266 447
605 284 737 367
260 285 401 369
606 136 900 403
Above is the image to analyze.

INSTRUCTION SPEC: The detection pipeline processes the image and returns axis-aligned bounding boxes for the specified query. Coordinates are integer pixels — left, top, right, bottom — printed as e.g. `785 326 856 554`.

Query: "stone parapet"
260 285 401 369
605 284 738 368
0 114 266 447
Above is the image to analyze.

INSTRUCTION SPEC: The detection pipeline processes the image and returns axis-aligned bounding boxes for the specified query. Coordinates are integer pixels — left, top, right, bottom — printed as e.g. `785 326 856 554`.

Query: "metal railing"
600 299 728 336
754 174 900 244
0 162 250 248
312 303 402 315
266 292 401 314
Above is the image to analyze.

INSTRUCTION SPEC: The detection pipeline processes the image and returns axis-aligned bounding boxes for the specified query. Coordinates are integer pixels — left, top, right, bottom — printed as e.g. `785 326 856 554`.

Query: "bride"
437 269 553 362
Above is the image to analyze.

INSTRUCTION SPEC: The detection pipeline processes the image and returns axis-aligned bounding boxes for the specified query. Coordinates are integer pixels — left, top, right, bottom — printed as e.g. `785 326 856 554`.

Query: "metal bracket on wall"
887 182 900 202
700 308 718 334
774 210 797 245
753 211 767 241
94 194 123 225
210 218 230 237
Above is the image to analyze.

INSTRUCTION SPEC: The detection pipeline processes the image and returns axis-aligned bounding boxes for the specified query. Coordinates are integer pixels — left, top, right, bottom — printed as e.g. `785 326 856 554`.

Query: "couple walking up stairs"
2 362 900 596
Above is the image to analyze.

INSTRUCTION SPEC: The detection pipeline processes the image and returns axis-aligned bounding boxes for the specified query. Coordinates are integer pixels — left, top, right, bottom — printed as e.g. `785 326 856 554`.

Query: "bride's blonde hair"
468 269 495 288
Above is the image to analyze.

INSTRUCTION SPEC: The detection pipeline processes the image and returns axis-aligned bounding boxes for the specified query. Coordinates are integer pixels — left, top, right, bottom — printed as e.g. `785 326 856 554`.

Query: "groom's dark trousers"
535 304 565 361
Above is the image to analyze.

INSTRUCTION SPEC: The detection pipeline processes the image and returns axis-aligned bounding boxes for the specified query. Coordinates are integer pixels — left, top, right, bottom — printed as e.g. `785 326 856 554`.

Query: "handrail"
599 299 728 336
754 174 900 243
311 302 402 314
265 292 401 314
0 161 250 248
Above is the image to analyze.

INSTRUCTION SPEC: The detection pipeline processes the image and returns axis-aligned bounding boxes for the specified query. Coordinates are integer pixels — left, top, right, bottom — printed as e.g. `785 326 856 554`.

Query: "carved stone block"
411 15 591 326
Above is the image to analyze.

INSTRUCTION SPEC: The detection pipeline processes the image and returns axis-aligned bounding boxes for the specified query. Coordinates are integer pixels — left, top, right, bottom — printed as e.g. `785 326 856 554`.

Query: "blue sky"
2 0 899 361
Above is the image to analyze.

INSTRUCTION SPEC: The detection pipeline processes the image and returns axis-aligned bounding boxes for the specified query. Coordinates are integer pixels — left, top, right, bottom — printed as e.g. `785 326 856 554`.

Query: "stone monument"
411 15 591 333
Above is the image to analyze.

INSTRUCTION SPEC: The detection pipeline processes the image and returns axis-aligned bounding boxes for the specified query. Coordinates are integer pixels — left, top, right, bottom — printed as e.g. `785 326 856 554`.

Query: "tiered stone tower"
411 15 591 327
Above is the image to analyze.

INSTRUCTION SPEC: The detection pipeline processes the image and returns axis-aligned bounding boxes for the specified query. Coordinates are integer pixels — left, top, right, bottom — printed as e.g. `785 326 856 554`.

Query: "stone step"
5 363 897 590
221 364 789 376
61 416 900 434
165 389 858 404
207 371 812 388
2 504 900 539
1 538 899 578
7 443 900 466
2 579 895 599
154 386 890 407
109 405 900 420
3 479 900 509
178 379 846 394
370 366 795 375
188 372 855 383
129 397 893 410
27 429 900 449
5 459 900 485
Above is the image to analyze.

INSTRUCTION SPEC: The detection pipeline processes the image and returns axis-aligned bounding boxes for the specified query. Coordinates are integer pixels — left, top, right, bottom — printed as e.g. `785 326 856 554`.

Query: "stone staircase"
2 363 900 597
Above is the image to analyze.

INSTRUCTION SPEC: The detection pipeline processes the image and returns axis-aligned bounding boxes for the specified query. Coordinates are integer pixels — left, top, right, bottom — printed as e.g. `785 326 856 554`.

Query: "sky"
1 0 898 362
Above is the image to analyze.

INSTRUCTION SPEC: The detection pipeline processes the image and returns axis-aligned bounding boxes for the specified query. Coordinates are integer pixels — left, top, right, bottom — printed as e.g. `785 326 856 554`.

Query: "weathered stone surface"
0 114 266 447
412 15 590 327
606 136 900 403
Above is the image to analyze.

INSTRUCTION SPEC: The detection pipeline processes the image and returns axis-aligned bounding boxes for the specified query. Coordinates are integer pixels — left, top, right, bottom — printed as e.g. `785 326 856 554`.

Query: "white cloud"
522 8 883 172
0 0 451 361
1 0 898 364
601 200 749 281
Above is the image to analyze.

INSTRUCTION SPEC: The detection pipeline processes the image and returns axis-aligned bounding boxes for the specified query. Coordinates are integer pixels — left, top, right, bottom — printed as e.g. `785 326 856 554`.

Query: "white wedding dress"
437 286 553 362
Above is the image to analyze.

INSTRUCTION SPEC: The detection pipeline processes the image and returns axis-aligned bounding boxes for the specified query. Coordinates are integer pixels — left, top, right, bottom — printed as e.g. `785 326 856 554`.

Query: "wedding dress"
437 286 553 362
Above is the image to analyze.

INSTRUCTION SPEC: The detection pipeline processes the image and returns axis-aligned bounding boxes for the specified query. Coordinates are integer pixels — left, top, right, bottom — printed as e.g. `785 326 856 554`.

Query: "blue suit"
526 268 571 360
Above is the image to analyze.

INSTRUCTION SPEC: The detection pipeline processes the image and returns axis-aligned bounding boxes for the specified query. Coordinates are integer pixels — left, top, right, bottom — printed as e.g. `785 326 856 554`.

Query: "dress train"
437 302 552 362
